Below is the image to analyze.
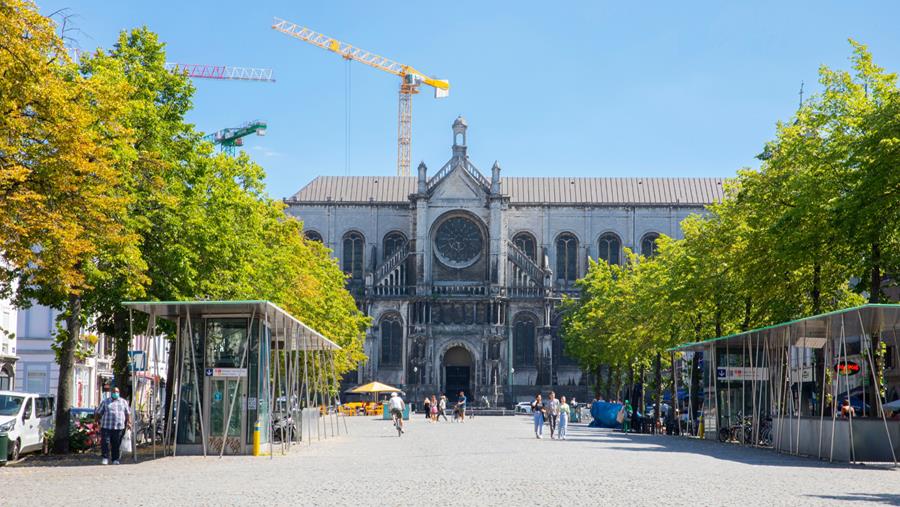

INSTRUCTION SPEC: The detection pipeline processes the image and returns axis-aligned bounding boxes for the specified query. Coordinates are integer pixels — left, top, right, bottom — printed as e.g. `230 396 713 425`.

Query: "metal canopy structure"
123 300 340 351
122 300 346 460
670 304 900 464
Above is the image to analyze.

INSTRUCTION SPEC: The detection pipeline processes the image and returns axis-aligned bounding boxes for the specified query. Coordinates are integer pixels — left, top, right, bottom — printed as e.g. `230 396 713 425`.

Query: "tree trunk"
812 262 821 315
111 310 131 398
870 242 881 304
53 295 81 454
654 352 661 435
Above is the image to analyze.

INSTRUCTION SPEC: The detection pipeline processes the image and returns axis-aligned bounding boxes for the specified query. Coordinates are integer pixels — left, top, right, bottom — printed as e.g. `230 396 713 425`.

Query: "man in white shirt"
389 392 405 433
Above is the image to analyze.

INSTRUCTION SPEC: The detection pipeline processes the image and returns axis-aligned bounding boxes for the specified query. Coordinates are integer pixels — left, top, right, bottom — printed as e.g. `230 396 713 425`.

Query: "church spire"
452 115 467 159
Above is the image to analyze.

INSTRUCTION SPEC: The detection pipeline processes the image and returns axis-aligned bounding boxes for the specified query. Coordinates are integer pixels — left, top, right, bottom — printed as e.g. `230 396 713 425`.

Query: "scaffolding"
671 304 900 464
122 300 347 459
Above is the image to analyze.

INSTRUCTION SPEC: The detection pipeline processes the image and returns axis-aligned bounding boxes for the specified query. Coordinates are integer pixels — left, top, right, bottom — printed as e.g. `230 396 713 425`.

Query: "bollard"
253 420 261 456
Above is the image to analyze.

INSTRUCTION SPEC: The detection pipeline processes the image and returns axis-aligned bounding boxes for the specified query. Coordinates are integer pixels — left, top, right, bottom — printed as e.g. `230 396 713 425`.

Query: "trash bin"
0 432 8 466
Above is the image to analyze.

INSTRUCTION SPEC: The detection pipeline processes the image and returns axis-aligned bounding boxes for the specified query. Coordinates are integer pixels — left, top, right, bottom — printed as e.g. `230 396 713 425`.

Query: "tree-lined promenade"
0 0 367 453
563 41 900 400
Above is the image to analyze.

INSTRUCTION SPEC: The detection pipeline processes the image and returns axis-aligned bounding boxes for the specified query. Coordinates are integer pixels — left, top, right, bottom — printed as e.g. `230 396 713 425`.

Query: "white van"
0 391 55 461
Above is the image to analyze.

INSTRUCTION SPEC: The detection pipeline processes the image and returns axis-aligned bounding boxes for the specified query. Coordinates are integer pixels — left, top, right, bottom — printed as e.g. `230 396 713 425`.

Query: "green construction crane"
205 120 268 155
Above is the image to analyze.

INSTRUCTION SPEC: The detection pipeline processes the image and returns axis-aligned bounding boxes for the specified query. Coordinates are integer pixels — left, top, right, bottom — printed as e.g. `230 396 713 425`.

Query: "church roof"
286 175 725 205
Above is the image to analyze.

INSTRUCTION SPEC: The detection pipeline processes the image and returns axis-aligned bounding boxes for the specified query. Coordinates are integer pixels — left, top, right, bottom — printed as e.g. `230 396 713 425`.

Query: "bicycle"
392 410 403 437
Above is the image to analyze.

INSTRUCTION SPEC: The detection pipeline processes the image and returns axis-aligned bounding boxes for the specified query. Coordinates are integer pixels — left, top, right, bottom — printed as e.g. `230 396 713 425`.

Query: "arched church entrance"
443 346 473 400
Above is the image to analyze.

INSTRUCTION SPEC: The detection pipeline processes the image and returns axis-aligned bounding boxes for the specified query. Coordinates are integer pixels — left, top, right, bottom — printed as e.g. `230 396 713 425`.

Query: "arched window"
342 231 365 280
555 233 578 284
641 232 660 257
513 314 537 367
382 231 406 260
379 314 403 367
304 230 323 242
597 232 621 265
512 232 537 261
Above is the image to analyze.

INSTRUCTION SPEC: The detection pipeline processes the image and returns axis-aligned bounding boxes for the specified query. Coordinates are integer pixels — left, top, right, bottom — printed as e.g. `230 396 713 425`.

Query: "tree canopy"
1 1 367 452
562 41 896 396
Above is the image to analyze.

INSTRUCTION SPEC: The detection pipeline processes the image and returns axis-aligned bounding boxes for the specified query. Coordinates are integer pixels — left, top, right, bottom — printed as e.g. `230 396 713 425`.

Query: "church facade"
285 117 724 405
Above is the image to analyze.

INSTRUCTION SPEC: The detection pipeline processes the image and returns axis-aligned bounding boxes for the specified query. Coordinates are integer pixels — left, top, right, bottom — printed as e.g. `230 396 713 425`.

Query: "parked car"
515 402 533 414
0 391 55 461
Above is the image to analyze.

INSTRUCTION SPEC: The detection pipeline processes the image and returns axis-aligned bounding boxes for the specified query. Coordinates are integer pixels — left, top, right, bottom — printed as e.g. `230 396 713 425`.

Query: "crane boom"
272 18 448 93
165 63 275 82
272 17 450 176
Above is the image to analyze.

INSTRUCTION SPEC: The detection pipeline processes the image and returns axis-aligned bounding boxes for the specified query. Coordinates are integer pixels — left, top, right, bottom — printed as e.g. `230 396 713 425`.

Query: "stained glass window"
555 233 578 284
383 231 406 260
342 231 364 280
598 233 621 265
513 232 537 261
641 232 660 257
434 216 483 268
514 315 536 367
380 314 403 366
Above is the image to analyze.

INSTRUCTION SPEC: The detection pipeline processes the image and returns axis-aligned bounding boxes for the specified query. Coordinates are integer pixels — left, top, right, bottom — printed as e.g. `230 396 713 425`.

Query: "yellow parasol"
348 381 402 394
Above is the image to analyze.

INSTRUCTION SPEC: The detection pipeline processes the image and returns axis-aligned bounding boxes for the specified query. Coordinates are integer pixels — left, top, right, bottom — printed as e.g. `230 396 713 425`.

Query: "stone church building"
285 117 724 405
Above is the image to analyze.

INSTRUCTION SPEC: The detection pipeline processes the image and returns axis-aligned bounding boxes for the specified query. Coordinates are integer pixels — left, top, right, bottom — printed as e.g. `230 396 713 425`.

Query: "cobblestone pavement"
1 415 898 506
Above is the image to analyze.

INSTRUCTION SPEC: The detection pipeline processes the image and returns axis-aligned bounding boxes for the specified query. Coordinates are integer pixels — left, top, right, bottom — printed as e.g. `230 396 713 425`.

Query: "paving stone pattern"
1 415 897 506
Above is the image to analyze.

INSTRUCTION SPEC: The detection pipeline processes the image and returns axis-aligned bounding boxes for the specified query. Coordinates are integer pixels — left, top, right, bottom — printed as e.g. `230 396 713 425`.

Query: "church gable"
428 164 488 203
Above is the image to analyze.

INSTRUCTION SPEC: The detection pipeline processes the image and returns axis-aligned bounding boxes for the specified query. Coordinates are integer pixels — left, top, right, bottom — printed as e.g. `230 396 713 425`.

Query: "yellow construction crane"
272 17 450 177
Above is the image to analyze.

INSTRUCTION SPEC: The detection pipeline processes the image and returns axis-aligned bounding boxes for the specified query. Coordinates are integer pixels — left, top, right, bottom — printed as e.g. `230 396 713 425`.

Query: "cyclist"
389 392 405 433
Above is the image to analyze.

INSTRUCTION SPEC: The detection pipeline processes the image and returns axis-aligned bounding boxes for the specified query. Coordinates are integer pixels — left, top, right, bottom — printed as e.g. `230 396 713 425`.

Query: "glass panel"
209 379 226 436
206 318 248 368
177 318 204 445
26 370 47 393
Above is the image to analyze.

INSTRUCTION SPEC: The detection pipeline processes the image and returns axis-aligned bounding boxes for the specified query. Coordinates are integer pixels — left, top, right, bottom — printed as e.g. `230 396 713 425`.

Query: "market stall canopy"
348 381 401 394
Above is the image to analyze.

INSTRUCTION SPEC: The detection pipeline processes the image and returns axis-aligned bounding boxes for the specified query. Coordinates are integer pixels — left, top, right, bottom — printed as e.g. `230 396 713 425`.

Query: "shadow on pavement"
805 493 900 505
540 422 897 471
7 448 170 468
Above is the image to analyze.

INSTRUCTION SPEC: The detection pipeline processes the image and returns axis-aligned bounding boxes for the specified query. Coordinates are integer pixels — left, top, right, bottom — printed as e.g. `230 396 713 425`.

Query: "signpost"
128 350 147 372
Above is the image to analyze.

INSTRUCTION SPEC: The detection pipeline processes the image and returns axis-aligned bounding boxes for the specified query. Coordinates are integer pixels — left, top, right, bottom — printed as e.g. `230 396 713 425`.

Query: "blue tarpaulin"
589 401 623 428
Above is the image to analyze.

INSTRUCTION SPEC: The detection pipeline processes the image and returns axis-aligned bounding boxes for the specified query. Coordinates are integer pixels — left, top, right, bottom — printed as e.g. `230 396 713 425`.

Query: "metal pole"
128 309 137 463
186 314 207 457
839 314 855 463
171 317 184 457
302 334 312 446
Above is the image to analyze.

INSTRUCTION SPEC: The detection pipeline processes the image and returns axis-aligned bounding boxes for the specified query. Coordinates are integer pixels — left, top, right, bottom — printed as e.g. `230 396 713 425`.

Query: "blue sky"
44 1 900 199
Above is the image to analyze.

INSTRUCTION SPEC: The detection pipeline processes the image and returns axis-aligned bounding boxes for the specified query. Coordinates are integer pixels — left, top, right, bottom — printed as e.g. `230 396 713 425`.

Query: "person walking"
547 391 560 439
531 393 545 439
437 395 448 422
423 395 432 422
95 387 131 465
430 395 438 422
623 399 633 433
558 395 570 440
457 391 467 422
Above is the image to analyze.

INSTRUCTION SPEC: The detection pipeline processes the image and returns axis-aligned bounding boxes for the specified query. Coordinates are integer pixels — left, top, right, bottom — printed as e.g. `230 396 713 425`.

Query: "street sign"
128 351 147 372
206 367 247 377
716 366 768 381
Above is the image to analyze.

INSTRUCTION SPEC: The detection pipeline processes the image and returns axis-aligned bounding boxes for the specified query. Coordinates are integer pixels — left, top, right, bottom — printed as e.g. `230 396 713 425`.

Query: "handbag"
120 429 133 455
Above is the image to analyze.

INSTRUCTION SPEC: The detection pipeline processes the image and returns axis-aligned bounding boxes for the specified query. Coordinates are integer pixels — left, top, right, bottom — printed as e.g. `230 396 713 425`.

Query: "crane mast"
271 17 449 176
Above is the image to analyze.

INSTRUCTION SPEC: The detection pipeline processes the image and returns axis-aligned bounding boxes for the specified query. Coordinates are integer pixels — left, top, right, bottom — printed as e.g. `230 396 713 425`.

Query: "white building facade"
15 303 114 406
285 118 724 405
0 292 17 391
